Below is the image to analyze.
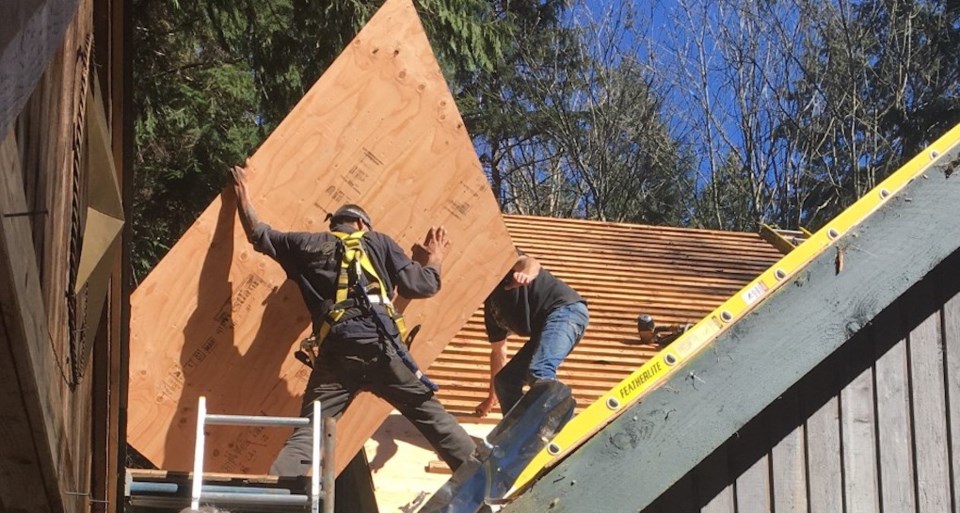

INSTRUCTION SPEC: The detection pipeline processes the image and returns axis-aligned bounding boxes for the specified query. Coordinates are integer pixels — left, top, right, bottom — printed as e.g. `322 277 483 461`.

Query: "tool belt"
294 231 438 392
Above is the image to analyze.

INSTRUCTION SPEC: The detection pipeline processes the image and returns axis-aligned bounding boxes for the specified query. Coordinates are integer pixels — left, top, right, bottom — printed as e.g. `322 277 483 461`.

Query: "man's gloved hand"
413 226 450 269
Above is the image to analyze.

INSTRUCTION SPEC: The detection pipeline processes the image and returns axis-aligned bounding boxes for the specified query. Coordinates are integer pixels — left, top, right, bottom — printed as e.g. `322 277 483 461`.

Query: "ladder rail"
311 400 321 513
190 397 207 510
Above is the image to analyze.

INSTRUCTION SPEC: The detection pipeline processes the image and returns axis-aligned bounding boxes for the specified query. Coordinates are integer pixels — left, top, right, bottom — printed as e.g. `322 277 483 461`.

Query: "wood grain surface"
0 128 63 513
127 0 514 475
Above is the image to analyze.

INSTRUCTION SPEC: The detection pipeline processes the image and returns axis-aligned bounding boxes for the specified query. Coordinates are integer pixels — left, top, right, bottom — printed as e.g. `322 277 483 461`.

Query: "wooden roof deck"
430 215 784 420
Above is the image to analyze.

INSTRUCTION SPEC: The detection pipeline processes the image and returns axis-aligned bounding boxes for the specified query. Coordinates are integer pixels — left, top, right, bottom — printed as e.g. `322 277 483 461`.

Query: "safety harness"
297 231 439 391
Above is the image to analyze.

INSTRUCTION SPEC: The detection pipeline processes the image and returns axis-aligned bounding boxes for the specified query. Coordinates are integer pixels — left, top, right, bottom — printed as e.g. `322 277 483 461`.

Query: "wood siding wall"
644 248 960 513
0 0 126 511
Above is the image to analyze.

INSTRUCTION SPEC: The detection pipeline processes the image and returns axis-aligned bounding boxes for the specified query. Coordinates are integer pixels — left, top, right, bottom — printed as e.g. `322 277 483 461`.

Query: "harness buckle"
296 336 321 368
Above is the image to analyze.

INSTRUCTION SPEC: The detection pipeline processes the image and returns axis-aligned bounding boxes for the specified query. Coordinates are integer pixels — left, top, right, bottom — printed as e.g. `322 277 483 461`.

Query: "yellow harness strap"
335 231 388 305
303 231 409 364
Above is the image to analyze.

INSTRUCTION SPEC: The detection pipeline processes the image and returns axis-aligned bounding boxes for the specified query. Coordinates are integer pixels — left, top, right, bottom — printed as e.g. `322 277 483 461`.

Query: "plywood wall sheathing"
127 0 514 476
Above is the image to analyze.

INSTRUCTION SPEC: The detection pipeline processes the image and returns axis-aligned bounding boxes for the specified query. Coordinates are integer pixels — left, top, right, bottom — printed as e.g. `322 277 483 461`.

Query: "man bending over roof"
474 252 589 417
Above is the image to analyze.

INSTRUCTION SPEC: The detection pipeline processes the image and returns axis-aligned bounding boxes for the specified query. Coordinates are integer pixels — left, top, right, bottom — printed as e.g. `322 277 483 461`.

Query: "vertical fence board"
944 290 960 513
841 363 880 513
909 310 951 512
806 396 843 513
770 399 807 513
699 444 736 513
732 411 773 513
875 316 917 512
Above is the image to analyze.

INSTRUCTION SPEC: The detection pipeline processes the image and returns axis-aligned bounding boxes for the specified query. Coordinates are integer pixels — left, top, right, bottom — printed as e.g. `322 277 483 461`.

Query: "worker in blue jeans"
475 252 589 417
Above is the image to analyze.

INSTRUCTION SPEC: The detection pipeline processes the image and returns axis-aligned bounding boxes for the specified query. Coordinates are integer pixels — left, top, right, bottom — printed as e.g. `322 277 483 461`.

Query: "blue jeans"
494 301 589 414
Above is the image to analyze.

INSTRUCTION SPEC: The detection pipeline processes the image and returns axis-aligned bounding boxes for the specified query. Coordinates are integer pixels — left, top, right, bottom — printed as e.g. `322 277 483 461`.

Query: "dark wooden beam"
0 131 62 513
0 0 81 135
89 2 128 498
114 0 132 507
505 147 960 513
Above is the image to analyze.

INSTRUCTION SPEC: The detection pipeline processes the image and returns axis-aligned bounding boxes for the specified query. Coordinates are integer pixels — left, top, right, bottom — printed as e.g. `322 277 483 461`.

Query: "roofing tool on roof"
490 122 960 504
635 313 693 347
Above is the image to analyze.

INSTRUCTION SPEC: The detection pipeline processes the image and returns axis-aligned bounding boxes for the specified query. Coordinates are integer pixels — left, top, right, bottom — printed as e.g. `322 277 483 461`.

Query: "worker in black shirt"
474 253 589 417
230 164 476 476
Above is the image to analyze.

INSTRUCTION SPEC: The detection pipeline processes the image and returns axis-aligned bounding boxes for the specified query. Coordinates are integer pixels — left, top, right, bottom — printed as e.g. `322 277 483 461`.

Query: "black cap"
327 204 373 228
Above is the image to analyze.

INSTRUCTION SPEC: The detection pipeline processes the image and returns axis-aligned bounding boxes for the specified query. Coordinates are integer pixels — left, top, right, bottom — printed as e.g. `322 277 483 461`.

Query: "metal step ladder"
126 396 334 512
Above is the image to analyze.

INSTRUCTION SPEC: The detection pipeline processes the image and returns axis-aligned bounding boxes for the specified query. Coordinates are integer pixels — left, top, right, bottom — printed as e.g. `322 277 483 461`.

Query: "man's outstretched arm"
475 339 508 417
396 226 450 298
230 164 262 242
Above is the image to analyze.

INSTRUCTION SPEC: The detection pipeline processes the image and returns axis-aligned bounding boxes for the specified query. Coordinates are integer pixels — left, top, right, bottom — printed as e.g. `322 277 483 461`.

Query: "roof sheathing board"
433 215 782 419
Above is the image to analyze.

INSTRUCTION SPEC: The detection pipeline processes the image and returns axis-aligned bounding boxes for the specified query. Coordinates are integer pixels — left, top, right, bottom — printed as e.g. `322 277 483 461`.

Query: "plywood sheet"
127 0 514 475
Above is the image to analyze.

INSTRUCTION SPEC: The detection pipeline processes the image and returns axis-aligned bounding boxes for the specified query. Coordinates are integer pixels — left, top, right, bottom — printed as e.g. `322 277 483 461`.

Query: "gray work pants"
270 336 475 476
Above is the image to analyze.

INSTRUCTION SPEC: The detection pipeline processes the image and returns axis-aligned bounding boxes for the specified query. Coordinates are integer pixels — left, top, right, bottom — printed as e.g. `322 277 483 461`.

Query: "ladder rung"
199 491 308 506
129 481 178 494
204 484 294 495
204 414 311 427
129 481 294 495
191 396 324 513
129 494 309 510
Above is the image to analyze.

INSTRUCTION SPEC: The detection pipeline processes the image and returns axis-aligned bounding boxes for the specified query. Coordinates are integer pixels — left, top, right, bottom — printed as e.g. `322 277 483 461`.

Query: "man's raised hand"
413 226 450 268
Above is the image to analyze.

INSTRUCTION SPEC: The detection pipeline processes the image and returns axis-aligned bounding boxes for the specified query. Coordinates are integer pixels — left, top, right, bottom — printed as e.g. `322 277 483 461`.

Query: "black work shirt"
250 222 440 345
483 266 584 342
